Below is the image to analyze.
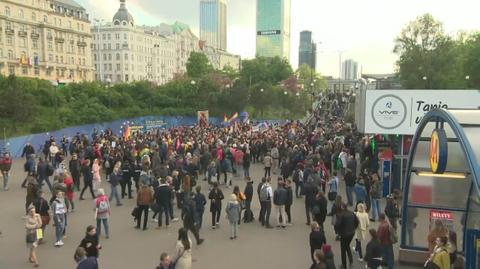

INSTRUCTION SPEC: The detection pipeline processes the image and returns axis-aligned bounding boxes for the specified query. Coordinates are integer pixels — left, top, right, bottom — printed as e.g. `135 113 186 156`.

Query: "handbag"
26 232 37 243
150 202 161 213
41 215 50 226
36 228 43 240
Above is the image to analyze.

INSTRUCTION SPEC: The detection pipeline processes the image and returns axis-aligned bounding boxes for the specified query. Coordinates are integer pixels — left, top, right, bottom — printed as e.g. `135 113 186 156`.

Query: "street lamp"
284 91 288 95
190 80 196 85
423 76 428 89
295 92 300 97
465 75 470 89
260 88 264 93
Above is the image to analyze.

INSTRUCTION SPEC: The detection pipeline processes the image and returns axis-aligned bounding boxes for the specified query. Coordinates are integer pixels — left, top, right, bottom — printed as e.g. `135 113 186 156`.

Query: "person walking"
64 172 75 212
364 229 383 269
354 203 370 262
174 228 192 269
312 191 328 229
36 157 53 192
51 191 67 247
120 160 133 199
273 180 288 228
304 177 318 226
208 182 224 229
377 213 395 269
344 170 355 207
259 177 273 228
369 173 381 222
263 153 272 178
33 191 50 244
292 164 304 198
226 194 241 239
0 152 12 191
78 225 101 258
108 161 123 206
69 154 82 191
80 160 95 200
25 204 42 267
91 159 101 191
309 221 326 264
193 185 206 229
353 178 367 207
155 178 172 229
181 194 204 245
74 247 99 269
136 183 153 230
94 189 110 238
335 203 358 269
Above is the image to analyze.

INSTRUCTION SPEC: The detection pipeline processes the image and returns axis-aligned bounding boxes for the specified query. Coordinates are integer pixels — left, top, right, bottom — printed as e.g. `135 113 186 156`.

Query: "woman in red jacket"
64 172 75 212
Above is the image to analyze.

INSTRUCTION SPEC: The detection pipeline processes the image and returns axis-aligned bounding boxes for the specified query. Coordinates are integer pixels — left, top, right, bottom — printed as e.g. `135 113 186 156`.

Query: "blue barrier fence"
0 116 284 158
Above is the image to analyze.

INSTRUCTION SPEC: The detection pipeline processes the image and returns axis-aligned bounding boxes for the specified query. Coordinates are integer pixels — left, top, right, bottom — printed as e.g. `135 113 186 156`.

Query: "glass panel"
404 207 464 251
408 174 470 208
467 184 480 230
463 127 480 166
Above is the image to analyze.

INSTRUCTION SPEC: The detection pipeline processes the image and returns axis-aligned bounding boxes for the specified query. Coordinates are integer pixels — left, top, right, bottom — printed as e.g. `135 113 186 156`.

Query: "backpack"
292 170 300 183
260 185 270 202
97 199 109 214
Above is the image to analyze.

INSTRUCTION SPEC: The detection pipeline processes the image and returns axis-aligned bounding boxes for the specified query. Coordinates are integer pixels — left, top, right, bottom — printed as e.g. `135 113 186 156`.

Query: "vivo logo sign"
371 95 407 130
378 110 400 115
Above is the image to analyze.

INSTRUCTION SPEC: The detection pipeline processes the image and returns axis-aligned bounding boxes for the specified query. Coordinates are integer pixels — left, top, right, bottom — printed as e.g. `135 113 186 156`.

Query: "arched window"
18 9 24 19
114 20 120 26
7 50 13 59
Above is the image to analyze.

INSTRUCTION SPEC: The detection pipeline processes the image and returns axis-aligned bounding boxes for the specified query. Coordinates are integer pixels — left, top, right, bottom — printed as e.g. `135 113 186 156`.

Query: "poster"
429 210 454 231
197 111 209 127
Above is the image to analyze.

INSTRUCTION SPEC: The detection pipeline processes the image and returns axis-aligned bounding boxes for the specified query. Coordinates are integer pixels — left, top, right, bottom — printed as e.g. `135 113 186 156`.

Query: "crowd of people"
0 91 464 269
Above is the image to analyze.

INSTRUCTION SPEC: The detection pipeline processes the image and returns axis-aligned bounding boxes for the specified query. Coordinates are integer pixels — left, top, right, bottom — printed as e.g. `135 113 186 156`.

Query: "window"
116 53 120 60
19 38 26 47
18 9 24 19
7 50 13 59
124 53 128 60
107 44 111 50
6 36 13 46
103 54 106 61
48 54 53 62
22 66 28 75
48 41 53 50
81 24 84 31
5 22 12 30
108 54 111 60
116 43 120 50
116 64 120 71
60 56 63 63
55 55 58 63
124 33 127 40
32 40 38 49
5 6 10 17
82 58 85 65
94 54 97 61
125 74 128 82
115 33 120 40
103 44 106 50
103 64 107 70
117 74 121 82
43 15 48 23
8 64 15 75
108 64 112 71
107 34 111 40
69 69 74 78
34 67 40 75
32 12 36 21
102 34 106 40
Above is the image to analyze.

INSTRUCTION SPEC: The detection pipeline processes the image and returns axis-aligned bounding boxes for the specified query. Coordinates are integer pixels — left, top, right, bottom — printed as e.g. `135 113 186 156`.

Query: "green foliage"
394 13 479 89
0 54 312 138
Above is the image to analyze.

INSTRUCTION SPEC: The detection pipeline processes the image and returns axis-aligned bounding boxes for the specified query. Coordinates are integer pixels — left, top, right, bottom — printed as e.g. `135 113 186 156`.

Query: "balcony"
55 37 65 43
77 41 87 47
18 31 27 37
5 29 14 35
31 33 40 39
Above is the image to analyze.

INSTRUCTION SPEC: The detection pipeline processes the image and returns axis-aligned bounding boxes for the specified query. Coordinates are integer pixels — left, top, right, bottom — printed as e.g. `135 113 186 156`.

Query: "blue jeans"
37 176 53 192
54 214 65 242
195 209 204 229
345 186 354 205
109 184 121 205
381 244 394 269
158 205 170 227
370 198 381 220
2 171 8 189
96 218 110 238
295 181 304 197
243 166 250 178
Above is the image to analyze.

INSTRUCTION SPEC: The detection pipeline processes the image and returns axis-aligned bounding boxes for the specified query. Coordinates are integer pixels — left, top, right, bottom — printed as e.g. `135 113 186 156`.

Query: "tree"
186 52 213 78
394 14 462 89
462 33 480 89
295 64 327 92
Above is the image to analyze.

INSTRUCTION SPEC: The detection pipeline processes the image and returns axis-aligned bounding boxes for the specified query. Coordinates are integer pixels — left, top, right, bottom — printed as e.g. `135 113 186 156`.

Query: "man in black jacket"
181 195 204 245
335 203 358 269
36 157 53 192
257 177 266 221
273 180 288 228
69 154 81 191
243 178 254 222
303 178 318 225
285 179 293 225
155 178 172 228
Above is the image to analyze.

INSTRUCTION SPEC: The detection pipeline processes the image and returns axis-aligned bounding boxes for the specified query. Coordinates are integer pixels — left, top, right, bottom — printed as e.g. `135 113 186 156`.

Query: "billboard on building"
356 89 480 135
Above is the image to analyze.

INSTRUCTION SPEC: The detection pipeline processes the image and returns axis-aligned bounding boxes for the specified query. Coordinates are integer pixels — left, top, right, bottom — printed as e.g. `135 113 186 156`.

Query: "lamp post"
465 75 470 89
422 76 428 89
53 80 58 115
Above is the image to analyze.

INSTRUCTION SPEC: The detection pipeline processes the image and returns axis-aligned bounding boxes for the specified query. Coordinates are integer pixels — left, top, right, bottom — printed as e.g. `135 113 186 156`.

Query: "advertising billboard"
356 90 480 135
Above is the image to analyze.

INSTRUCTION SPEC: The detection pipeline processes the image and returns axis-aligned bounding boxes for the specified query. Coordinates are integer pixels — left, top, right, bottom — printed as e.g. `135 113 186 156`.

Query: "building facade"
341 59 358 80
298 30 315 69
0 0 94 82
92 0 239 85
200 0 226 50
256 0 290 61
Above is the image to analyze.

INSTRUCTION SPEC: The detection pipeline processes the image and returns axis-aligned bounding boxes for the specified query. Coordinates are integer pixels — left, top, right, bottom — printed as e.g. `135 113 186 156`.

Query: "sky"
77 0 480 77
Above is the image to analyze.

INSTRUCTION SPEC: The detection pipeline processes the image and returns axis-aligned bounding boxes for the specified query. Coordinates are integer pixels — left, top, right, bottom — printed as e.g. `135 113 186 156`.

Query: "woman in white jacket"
354 203 370 262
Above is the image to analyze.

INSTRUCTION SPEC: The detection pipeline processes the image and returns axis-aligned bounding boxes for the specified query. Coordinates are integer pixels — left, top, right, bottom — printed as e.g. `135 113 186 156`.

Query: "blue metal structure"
400 108 480 268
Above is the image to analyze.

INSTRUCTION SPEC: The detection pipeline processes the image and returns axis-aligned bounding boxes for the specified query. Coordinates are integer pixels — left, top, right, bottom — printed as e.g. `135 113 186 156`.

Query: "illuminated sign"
430 128 448 174
257 30 281 35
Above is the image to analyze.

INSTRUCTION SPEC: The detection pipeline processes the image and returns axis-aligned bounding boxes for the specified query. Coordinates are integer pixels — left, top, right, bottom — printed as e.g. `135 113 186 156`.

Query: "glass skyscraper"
298 31 316 69
200 0 227 50
256 0 291 61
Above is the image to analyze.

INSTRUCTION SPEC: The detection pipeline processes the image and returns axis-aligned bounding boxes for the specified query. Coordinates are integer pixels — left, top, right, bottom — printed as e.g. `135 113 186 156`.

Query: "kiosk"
399 108 480 268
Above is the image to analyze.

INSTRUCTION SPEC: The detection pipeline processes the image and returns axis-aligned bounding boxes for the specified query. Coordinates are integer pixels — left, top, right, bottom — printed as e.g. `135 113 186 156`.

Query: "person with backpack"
259 177 273 229
292 164 304 198
335 203 358 269
51 191 67 247
136 183 154 230
208 182 224 229
94 189 110 238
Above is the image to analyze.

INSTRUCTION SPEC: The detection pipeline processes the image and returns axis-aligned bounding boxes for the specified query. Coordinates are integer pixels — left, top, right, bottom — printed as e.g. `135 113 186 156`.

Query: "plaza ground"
0 159 421 269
